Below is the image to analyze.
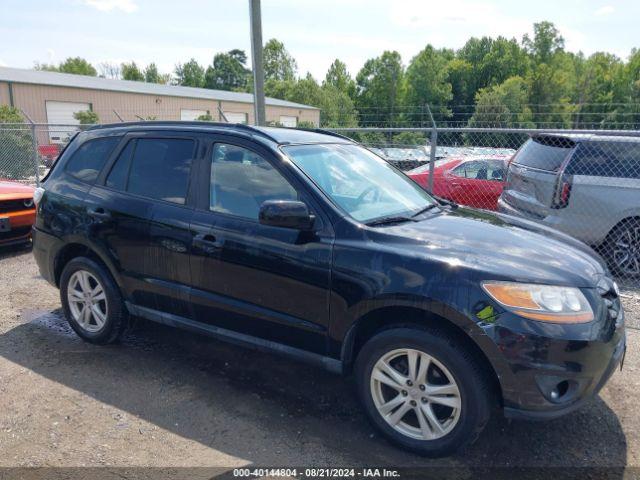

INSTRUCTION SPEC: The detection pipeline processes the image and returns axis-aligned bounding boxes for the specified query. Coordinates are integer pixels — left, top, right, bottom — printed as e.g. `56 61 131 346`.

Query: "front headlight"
482 281 594 323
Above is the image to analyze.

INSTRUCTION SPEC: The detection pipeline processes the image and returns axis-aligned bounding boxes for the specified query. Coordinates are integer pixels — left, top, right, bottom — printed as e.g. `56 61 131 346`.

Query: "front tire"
60 257 128 344
355 328 492 457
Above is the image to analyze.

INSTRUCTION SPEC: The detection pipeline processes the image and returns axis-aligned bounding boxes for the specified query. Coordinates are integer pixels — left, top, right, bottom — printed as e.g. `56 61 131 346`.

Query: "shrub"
0 106 35 181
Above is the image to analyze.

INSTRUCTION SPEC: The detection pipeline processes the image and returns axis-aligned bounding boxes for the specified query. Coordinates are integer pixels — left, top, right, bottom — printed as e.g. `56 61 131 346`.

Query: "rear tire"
355 328 492 457
60 257 128 344
603 218 640 278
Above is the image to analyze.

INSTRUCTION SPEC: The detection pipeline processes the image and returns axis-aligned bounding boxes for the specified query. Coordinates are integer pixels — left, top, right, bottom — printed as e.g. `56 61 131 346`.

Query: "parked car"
38 144 61 167
499 134 640 277
32 123 625 457
0 179 36 246
407 156 509 210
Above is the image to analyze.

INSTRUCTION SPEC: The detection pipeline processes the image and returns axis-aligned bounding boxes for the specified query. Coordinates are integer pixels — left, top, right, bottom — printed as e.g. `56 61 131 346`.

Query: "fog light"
536 376 578 404
550 380 569 401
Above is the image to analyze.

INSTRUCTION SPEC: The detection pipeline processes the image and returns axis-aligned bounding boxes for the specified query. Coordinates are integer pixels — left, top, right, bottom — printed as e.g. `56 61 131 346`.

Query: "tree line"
33 21 640 133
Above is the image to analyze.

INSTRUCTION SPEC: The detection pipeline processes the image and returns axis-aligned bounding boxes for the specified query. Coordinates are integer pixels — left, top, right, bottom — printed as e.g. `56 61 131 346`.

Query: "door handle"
87 207 111 220
193 233 223 252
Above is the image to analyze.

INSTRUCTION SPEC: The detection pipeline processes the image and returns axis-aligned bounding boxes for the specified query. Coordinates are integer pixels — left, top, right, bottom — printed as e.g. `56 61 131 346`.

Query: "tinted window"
127 138 194 204
566 141 640 178
452 159 505 181
65 137 120 183
513 137 574 172
105 140 135 190
210 144 297 220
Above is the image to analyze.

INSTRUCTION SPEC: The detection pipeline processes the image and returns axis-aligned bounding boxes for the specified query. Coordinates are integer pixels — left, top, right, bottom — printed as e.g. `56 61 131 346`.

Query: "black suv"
32 123 625 457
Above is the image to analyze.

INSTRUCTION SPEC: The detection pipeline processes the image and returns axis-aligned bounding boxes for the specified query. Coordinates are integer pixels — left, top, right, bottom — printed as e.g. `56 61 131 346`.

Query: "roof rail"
299 128 356 142
85 121 279 143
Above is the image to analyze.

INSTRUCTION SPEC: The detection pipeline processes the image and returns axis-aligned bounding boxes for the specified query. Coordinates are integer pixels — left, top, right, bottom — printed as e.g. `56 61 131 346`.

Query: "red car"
407 156 509 210
0 179 36 246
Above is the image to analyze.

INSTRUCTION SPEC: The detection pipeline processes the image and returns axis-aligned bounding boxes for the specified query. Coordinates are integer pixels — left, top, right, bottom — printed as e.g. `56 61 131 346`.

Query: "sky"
0 0 638 81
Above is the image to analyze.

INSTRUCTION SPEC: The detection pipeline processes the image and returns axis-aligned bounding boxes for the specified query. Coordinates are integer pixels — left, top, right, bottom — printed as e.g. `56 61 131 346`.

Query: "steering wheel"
357 185 381 204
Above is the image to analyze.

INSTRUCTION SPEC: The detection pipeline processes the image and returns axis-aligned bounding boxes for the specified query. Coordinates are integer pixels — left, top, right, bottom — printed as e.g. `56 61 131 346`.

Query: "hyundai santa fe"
32 122 626 457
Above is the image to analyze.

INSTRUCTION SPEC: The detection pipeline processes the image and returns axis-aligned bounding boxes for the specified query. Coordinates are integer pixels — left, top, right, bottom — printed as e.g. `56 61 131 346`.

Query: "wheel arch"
340 305 505 406
53 240 120 289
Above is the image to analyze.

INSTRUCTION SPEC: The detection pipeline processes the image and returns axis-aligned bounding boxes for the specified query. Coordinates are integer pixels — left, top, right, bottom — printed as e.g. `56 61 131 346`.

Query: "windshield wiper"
411 203 440 218
365 216 416 227
432 195 459 209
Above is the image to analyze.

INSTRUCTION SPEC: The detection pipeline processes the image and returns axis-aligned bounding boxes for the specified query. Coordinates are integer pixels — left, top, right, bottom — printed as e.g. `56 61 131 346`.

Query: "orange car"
0 179 36 246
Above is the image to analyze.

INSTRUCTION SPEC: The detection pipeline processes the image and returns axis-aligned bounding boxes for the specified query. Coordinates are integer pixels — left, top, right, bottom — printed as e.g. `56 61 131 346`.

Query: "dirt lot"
0 245 639 477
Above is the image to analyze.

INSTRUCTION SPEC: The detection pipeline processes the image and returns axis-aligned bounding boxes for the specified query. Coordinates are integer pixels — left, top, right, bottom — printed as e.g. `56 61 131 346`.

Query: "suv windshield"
282 143 436 222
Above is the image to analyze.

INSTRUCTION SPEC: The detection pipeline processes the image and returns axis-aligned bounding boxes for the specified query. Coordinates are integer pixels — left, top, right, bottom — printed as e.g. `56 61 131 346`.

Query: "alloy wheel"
67 270 108 333
612 224 640 277
370 348 461 441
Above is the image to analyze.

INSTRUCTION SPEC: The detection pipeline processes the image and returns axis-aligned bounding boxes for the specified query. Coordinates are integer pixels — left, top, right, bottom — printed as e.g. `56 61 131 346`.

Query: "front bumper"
0 208 36 246
503 331 626 420
482 287 626 419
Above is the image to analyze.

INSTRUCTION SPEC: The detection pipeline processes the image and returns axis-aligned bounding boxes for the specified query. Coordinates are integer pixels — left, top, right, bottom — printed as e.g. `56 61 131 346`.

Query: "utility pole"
249 0 266 126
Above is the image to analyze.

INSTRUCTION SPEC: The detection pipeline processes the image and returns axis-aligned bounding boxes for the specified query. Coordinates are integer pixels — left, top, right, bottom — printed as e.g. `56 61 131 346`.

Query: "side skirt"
125 302 343 374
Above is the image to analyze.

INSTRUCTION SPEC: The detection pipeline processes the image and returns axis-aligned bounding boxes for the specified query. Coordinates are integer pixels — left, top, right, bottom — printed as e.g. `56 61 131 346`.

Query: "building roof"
0 66 319 110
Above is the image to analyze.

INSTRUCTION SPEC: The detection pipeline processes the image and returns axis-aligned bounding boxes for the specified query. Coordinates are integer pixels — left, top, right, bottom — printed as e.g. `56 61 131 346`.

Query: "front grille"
0 199 32 214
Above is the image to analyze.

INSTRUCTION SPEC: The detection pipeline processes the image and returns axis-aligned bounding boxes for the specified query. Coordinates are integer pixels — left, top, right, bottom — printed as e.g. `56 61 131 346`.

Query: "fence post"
21 110 40 186
425 105 437 194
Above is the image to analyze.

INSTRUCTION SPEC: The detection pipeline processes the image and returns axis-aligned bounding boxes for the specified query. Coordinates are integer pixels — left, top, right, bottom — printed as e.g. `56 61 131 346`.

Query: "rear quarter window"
64 136 121 183
566 141 640 178
513 137 574 172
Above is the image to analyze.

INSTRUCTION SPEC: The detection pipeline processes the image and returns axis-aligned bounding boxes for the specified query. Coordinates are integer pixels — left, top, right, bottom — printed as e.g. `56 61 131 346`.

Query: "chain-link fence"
0 123 90 185
2 120 640 285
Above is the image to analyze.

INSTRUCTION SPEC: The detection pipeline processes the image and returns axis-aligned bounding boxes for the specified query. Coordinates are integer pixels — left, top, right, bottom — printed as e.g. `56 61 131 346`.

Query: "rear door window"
513 137 574 172
65 136 121 183
105 138 195 204
566 141 640 178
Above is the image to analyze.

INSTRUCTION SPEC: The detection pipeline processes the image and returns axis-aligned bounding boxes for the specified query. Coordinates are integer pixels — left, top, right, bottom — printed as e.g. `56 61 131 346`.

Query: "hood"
0 180 35 200
372 207 605 288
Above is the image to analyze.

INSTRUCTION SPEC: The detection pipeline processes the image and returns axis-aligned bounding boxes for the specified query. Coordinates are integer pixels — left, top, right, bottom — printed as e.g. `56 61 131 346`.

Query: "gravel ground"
0 246 639 477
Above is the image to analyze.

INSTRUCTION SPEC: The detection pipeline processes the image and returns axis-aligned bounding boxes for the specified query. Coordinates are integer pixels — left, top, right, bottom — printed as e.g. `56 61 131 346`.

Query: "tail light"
553 176 572 208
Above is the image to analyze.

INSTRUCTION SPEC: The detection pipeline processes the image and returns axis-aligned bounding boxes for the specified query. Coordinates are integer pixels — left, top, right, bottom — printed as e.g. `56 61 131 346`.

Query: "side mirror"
259 200 315 230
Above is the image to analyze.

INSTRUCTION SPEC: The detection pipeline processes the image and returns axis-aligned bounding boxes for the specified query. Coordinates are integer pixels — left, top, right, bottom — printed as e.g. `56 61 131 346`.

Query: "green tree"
204 49 250 91
355 51 404 126
526 52 577 127
174 59 205 87
274 73 358 128
263 39 297 82
195 113 213 121
73 110 99 124
572 52 624 127
482 37 530 86
144 63 163 83
0 106 34 180
121 61 144 81
403 45 453 118
468 76 533 146
323 59 356 98
36 57 97 76
523 21 565 65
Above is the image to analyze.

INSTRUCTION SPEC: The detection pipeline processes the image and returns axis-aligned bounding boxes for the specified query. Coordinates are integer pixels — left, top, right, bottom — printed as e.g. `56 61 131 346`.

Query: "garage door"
224 112 248 124
45 101 91 144
180 109 209 121
279 115 297 128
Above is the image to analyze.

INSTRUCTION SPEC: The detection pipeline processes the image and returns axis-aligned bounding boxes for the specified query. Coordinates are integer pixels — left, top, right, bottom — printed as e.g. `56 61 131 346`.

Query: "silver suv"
499 134 640 277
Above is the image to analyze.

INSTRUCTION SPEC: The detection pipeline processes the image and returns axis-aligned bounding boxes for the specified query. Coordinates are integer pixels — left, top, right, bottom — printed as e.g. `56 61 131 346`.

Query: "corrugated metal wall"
0 82 320 126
